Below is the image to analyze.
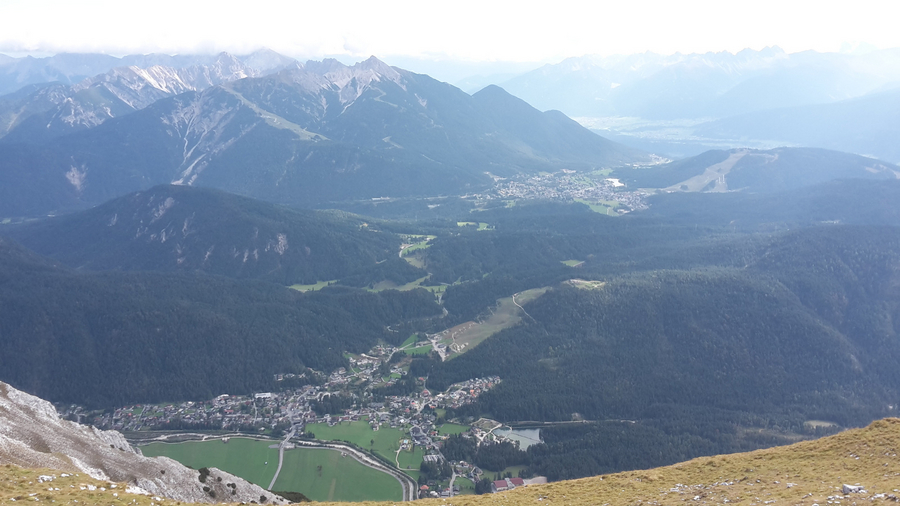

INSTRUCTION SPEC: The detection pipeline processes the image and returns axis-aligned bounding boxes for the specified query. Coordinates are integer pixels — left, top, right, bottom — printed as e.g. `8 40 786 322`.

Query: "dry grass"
320 418 900 506
4 419 900 505
0 466 159 506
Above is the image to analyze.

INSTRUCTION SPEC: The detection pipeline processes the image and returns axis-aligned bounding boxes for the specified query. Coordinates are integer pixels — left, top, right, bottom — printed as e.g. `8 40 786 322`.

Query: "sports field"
437 423 470 435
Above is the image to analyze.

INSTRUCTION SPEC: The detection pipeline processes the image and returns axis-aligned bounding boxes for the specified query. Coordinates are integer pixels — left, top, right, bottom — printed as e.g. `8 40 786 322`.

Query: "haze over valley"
2 2 900 503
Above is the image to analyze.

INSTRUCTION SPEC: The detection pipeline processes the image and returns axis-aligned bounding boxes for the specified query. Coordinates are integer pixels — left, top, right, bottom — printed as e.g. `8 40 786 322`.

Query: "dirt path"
327 478 336 501
512 292 536 323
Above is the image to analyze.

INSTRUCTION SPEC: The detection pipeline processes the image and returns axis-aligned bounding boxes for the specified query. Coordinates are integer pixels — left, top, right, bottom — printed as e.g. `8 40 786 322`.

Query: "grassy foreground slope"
3 419 900 505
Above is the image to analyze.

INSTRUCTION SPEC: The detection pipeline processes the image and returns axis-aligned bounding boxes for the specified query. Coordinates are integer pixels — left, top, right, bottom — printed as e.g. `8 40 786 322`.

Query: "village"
486 169 650 213
56 338 537 498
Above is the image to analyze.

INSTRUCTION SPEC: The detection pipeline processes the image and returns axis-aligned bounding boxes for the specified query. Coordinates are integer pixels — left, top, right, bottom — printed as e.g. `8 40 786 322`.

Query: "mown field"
139 438 402 501
437 423 470 435
6 419 900 506
140 438 277 487
272 447 401 501
305 420 424 472
442 287 549 358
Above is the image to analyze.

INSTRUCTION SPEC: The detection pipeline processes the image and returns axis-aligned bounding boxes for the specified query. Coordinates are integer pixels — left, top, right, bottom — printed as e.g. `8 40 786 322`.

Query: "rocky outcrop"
0 382 286 504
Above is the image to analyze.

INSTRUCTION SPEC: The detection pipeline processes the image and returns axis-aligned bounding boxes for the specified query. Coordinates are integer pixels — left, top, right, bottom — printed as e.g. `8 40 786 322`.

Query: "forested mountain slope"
7 184 412 285
0 236 441 407
0 57 645 218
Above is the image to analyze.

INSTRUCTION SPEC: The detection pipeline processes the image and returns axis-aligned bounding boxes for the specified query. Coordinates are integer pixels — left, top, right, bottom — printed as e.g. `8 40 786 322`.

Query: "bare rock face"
0 382 286 504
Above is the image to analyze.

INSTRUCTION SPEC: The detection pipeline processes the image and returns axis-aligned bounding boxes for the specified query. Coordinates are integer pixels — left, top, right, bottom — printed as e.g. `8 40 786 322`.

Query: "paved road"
267 426 296 490
448 471 457 497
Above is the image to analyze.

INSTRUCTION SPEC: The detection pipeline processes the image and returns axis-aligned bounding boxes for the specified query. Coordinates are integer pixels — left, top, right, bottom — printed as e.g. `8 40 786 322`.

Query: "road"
448 471 457 497
267 426 296 490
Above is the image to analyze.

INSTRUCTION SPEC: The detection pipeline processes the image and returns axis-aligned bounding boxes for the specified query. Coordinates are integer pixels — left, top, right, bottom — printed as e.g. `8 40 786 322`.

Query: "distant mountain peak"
356 55 393 72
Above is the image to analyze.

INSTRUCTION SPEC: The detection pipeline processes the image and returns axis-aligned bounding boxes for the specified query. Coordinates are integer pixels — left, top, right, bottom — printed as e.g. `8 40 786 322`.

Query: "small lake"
494 427 542 450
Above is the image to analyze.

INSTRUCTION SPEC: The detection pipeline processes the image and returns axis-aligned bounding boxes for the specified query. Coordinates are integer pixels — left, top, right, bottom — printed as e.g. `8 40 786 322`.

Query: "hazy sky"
1 0 896 63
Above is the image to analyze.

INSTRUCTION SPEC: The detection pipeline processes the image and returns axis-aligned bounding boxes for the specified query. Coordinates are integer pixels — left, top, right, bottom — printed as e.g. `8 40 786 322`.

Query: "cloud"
0 0 897 60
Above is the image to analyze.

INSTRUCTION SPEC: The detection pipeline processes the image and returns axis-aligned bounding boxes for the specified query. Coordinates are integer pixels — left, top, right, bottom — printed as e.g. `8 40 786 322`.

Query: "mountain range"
0 52 292 143
488 47 900 161
0 55 645 218
4 46 900 499
694 88 900 162
497 46 900 120
0 49 296 96
616 147 900 192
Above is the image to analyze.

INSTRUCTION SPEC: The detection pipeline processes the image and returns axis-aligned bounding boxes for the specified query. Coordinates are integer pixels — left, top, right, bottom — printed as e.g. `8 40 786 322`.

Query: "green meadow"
140 438 278 487
140 438 401 501
272 447 401 501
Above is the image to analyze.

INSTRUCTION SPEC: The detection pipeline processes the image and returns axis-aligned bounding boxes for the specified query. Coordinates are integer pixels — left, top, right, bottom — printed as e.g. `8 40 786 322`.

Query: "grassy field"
574 198 621 216
400 334 418 348
139 438 278 487
455 476 476 494
437 423 470 435
272 447 401 502
373 275 449 295
8 419 900 506
396 446 425 471
561 259 585 267
401 254 425 268
399 235 435 257
442 288 549 359
443 299 520 358
305 421 416 466
139 438 400 501
404 343 433 355
288 280 336 292
481 465 527 478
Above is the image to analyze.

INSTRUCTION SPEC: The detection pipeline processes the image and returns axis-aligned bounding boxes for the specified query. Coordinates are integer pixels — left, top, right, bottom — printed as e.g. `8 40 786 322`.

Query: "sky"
0 0 896 65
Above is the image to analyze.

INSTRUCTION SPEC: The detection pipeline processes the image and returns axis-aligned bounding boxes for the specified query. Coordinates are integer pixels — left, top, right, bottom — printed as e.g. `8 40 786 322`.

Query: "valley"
2 42 900 505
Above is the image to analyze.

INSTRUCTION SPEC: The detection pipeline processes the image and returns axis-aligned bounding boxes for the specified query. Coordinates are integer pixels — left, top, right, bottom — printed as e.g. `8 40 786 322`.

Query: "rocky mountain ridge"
0 56 645 218
0 52 292 142
0 381 286 504
0 49 297 96
6 184 405 285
